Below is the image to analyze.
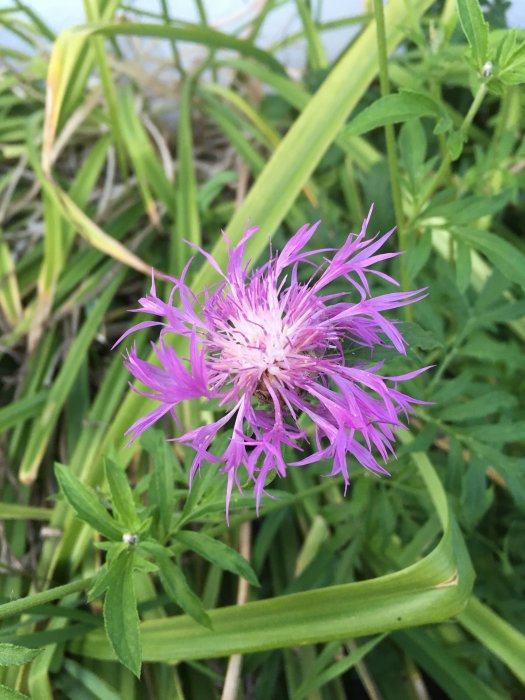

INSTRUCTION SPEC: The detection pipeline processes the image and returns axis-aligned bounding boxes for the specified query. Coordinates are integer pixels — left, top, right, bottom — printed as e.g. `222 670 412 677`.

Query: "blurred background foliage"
0 0 524 698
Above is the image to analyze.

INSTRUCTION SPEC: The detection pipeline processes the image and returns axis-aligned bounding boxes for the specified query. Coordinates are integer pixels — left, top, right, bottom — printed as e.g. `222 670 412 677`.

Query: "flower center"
223 306 289 376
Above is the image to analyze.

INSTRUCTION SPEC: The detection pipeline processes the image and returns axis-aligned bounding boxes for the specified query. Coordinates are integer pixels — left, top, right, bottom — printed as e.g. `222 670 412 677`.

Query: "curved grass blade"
458 596 525 686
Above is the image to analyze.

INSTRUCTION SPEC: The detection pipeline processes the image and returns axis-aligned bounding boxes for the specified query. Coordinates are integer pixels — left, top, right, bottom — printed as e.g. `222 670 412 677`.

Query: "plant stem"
0 576 95 621
409 82 488 228
373 0 408 290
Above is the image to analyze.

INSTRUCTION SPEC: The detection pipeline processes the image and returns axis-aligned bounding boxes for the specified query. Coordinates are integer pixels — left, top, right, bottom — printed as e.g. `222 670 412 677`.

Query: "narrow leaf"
159 557 211 629
0 229 23 327
104 550 142 678
457 0 490 69
342 91 444 139
397 628 504 700
54 463 123 541
104 457 139 531
459 596 525 686
144 543 211 629
50 183 151 275
175 530 260 587
293 635 385 700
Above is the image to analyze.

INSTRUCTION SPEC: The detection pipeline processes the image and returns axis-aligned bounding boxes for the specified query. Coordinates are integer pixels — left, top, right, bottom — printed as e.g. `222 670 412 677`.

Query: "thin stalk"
159 0 185 74
408 82 488 229
372 0 408 291
342 156 365 222
0 577 95 621
426 320 473 394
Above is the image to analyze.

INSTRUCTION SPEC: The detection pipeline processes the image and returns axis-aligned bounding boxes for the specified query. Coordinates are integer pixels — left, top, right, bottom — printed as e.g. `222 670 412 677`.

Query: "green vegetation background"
0 0 524 698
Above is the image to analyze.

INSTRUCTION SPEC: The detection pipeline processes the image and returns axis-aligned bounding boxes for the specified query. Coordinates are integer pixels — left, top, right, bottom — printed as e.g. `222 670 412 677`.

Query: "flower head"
116 207 428 519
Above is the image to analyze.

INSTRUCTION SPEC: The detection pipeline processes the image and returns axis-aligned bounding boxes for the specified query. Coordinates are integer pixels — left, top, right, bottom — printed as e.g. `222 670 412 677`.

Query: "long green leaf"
104 457 139 532
92 22 283 73
142 542 212 629
54 463 123 541
175 530 260 587
457 0 489 69
396 629 505 700
458 597 525 686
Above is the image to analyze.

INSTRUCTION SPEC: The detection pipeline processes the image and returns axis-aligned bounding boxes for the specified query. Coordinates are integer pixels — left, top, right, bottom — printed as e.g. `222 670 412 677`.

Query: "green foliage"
457 0 490 69
1 0 525 698
342 90 451 138
0 644 41 667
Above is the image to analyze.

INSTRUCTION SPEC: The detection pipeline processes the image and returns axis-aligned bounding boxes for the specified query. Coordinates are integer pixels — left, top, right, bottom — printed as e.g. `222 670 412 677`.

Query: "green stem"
0 576 95 621
159 0 185 74
426 321 472 394
409 82 488 228
373 0 408 290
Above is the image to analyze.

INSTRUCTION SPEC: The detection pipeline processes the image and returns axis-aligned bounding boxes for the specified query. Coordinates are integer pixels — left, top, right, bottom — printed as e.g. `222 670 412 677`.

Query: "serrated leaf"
452 228 525 292
0 643 41 666
104 550 142 678
457 0 489 69
54 463 123 541
104 457 139 531
343 91 444 139
175 530 260 587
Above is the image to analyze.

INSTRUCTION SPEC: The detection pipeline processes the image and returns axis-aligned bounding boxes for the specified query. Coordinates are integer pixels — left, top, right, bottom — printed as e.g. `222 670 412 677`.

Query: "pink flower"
115 207 428 519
